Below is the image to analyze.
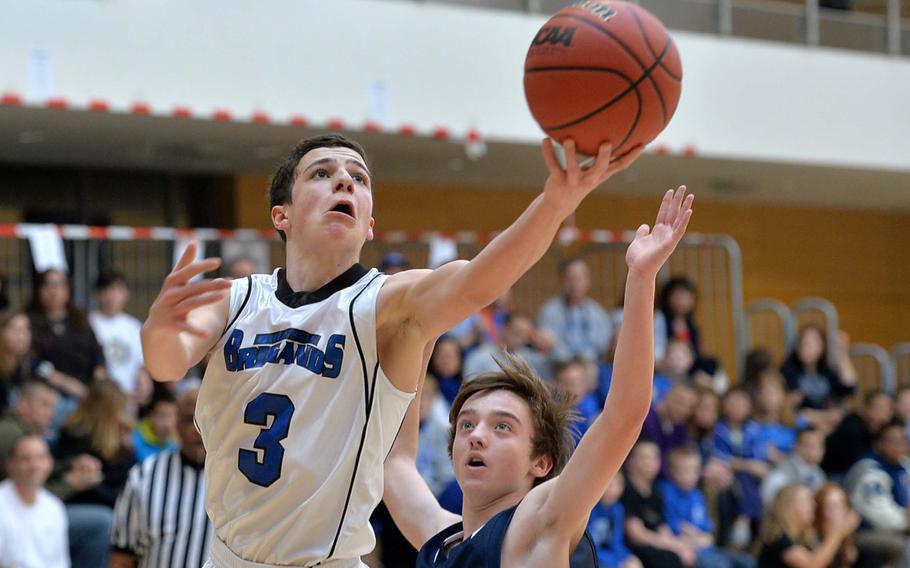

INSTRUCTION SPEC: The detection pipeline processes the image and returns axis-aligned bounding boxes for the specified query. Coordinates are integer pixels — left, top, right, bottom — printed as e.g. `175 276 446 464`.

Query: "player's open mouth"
328 202 355 219
466 454 486 469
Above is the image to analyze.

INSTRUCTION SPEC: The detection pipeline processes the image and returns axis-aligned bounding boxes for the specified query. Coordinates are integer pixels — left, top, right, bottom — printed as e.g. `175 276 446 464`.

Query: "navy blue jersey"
416 504 598 568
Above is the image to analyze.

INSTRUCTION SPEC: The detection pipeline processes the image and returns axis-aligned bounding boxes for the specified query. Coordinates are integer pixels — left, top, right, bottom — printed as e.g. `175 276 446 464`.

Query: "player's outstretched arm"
141 241 232 381
519 187 693 548
384 139 642 343
384 370 461 550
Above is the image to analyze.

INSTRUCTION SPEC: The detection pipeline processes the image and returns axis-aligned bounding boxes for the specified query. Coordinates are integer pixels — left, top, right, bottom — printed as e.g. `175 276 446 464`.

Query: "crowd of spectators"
0 255 908 568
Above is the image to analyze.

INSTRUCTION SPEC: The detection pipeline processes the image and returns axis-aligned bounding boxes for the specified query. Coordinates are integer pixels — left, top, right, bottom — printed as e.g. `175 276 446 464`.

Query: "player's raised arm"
141 241 232 381
383 362 461 550
531 186 693 541
384 139 642 343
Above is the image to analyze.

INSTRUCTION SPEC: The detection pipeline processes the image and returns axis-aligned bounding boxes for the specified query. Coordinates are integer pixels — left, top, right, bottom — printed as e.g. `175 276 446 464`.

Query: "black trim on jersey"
218 275 253 341
327 274 382 559
276 263 369 308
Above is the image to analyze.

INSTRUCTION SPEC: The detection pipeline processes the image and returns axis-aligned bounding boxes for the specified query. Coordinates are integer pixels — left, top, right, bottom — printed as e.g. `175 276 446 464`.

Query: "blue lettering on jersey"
224 328 346 378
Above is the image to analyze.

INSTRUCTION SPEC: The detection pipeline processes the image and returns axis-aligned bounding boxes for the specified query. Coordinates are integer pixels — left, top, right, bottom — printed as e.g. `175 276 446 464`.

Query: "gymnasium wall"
3 0 909 172
234 175 910 351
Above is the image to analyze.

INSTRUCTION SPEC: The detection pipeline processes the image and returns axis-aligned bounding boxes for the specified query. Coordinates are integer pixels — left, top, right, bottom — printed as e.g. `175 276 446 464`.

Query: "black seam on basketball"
553 14 670 123
628 7 682 82
537 45 664 133
328 273 383 559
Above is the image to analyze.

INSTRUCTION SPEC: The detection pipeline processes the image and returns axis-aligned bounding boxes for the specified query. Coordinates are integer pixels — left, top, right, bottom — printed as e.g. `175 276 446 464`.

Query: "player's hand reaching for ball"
625 185 693 277
144 241 231 337
541 138 643 215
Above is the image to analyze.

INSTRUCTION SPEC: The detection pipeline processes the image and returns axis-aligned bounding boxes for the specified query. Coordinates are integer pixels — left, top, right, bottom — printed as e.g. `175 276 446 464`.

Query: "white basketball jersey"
197 265 414 567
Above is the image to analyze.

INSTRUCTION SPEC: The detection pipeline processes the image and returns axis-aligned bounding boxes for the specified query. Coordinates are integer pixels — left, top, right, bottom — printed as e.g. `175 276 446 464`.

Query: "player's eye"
460 420 474 430
495 422 512 432
314 169 329 178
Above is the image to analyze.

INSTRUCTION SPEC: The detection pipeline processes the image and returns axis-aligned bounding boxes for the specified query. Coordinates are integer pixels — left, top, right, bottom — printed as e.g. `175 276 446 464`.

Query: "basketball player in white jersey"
141 133 642 568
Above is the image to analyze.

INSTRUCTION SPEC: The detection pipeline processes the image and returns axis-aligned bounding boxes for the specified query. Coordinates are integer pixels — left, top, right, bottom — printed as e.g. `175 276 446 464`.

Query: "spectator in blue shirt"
555 358 600 442
713 388 767 529
660 446 755 568
588 474 641 568
131 386 178 463
753 372 799 465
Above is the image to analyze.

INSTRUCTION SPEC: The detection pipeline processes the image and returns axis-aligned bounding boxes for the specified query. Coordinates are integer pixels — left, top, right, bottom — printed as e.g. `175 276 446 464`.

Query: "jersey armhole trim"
218 275 253 342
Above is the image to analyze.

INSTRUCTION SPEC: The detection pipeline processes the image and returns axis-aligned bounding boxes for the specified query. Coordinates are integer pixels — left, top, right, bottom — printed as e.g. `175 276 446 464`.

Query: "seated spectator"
742 347 775 395
554 358 600 441
463 312 549 380
822 390 894 478
814 483 882 568
428 336 464 405
416 375 455 497
658 277 718 378
225 256 257 279
713 388 767 541
27 269 106 431
689 388 738 547
895 387 910 442
761 427 826 506
537 257 612 364
589 474 642 568
756 483 859 568
0 380 58 478
89 272 146 408
753 371 800 464
50 379 135 568
844 419 910 567
111 388 212 568
379 251 410 275
621 441 692 568
640 382 697 468
131 386 178 463
660 446 755 568
781 326 857 425
0 435 69 568
0 310 36 413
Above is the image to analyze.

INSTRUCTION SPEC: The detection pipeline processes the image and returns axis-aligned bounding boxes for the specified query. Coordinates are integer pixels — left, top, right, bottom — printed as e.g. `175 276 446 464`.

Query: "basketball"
523 1 682 157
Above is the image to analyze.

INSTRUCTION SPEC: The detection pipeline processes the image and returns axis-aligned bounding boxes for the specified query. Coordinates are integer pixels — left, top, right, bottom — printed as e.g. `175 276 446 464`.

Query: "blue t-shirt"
754 422 797 461
588 500 631 568
659 479 713 552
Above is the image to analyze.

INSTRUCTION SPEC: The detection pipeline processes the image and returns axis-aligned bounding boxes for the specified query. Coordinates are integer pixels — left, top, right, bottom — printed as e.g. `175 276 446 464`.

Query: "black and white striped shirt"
111 450 212 568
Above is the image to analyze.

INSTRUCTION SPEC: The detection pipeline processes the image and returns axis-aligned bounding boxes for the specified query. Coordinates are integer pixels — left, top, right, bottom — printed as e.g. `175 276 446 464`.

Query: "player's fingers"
585 142 613 178
668 185 687 224
173 241 198 271
172 290 229 315
635 224 650 239
655 189 674 226
165 277 231 305
564 139 580 179
541 138 561 175
608 144 643 175
166 257 223 287
674 195 695 234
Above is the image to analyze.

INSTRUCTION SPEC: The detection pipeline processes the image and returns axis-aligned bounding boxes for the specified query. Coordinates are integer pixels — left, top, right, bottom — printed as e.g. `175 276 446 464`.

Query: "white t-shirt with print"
0 479 69 568
90 311 144 395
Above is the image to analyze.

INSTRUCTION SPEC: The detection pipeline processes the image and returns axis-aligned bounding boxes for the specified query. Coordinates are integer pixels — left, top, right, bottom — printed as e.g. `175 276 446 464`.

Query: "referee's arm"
110 550 138 568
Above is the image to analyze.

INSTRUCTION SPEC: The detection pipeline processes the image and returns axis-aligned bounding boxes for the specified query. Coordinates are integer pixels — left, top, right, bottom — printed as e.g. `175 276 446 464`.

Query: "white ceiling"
1 105 909 211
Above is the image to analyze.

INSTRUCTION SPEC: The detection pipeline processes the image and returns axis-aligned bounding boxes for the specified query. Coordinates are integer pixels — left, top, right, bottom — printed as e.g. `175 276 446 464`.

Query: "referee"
110 388 211 568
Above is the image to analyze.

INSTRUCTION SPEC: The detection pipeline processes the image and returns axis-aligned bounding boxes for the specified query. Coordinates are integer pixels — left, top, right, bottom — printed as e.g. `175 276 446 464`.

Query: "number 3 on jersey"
238 393 295 487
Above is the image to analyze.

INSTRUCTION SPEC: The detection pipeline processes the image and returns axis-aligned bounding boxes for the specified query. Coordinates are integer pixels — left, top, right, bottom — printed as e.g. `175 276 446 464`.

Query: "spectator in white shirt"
89 272 148 408
0 434 69 568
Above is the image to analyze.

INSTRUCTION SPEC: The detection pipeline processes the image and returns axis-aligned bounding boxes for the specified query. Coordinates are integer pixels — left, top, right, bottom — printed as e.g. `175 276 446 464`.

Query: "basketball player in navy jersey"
384 186 694 567
141 133 642 567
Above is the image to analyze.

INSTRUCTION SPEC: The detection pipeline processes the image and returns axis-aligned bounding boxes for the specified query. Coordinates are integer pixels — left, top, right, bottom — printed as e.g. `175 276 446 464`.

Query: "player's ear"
366 217 375 241
272 205 291 235
530 453 554 480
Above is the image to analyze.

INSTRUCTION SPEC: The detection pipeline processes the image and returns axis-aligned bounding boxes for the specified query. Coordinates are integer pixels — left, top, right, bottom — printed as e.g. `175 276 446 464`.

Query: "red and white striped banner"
0 223 721 246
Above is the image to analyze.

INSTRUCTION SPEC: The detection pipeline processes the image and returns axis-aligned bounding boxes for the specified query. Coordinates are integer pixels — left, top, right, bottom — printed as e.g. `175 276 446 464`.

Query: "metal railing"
412 0 908 56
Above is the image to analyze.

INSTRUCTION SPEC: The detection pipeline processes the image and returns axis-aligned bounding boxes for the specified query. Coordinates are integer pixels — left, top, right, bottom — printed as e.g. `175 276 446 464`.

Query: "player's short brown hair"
447 353 579 486
267 134 370 242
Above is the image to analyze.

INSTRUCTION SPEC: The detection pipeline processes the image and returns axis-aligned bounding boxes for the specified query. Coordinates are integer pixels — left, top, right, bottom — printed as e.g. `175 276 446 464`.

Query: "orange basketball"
523 1 682 157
